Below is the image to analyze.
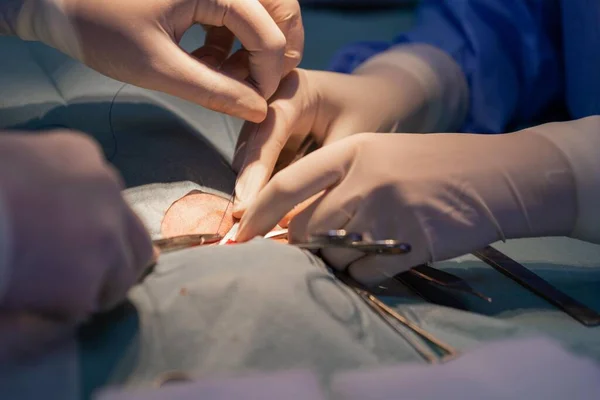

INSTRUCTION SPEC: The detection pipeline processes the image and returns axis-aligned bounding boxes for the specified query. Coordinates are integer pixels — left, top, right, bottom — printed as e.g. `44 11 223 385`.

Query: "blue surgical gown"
329 0 600 134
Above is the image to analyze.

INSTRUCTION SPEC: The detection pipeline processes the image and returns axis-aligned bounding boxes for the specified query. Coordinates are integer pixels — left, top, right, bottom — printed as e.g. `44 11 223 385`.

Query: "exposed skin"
161 191 296 243
161 191 236 238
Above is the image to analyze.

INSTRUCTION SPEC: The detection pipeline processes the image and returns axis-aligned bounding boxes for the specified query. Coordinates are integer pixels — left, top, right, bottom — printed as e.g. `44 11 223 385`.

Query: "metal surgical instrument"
216 122 263 236
474 246 600 327
294 229 412 255
273 230 489 301
153 233 223 253
292 229 457 362
404 264 492 303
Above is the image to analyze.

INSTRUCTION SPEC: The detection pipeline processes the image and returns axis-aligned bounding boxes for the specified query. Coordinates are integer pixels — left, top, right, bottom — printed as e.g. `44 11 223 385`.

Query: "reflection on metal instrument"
293 229 411 255
474 246 600 327
153 233 223 253
405 264 492 302
331 268 459 363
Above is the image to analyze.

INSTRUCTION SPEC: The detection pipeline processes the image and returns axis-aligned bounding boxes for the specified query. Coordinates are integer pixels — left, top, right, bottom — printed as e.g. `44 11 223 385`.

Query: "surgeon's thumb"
148 40 268 123
232 162 271 219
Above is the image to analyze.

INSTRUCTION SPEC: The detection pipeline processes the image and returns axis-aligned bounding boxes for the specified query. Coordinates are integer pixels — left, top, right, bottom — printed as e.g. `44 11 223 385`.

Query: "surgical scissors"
294 229 412 255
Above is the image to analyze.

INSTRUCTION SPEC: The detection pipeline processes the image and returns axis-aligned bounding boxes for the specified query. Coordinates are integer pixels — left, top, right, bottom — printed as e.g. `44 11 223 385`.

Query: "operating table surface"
1 7 599 399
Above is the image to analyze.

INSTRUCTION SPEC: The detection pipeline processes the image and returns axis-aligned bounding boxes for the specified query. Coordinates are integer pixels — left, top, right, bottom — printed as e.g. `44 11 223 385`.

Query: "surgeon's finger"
288 184 364 269
231 70 305 174
348 252 426 287
233 105 301 213
278 191 324 228
288 188 357 243
320 247 366 272
198 0 286 99
231 70 314 176
233 72 315 216
259 0 304 77
234 107 297 209
319 220 375 272
147 38 267 123
232 133 287 210
191 26 235 68
236 140 355 241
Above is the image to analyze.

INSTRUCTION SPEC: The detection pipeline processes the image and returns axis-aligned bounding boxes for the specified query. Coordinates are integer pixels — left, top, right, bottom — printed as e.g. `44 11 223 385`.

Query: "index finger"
202 0 286 99
258 0 304 77
236 139 357 241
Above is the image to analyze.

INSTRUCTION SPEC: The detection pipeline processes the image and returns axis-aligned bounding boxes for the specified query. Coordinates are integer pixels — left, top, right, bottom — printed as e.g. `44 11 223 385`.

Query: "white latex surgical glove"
236 124 582 286
0 130 154 322
231 45 467 215
13 0 303 122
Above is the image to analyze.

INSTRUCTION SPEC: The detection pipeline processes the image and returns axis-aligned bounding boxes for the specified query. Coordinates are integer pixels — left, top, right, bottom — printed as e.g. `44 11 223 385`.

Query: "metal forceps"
294 229 412 255
153 233 223 254
295 230 458 362
332 265 459 363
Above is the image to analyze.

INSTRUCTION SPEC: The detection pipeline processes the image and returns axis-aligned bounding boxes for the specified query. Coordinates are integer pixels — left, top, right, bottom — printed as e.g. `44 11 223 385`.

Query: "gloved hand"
231 45 468 216
0 311 73 361
14 0 303 122
230 68 422 216
0 130 154 322
236 128 577 285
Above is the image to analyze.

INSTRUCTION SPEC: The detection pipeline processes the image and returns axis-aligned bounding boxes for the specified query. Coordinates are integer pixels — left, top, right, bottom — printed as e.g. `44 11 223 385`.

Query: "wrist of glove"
354 43 469 134
526 117 600 243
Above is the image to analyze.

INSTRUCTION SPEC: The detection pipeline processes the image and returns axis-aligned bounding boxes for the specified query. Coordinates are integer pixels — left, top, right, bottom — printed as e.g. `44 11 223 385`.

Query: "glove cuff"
529 116 600 244
0 188 13 304
353 43 468 133
15 0 82 60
